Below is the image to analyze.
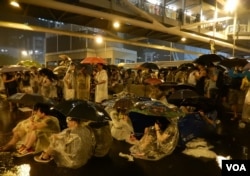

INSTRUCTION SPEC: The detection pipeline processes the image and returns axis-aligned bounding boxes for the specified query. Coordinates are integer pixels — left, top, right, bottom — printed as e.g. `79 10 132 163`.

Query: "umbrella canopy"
144 78 163 85
174 84 197 91
54 99 111 121
129 101 185 119
113 97 135 112
243 63 250 71
128 100 185 139
193 54 223 66
139 62 159 70
81 56 106 64
17 60 42 68
168 89 200 106
0 65 29 73
7 93 52 106
219 58 248 69
177 63 195 71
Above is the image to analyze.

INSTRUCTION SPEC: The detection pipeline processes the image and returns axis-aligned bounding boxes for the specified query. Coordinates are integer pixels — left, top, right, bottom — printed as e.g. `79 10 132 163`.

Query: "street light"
95 35 106 58
224 0 239 57
10 0 20 8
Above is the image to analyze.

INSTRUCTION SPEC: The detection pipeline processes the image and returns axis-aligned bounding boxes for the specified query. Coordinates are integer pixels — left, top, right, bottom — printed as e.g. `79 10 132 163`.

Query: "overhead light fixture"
95 35 103 44
113 21 120 29
10 0 20 8
181 37 186 42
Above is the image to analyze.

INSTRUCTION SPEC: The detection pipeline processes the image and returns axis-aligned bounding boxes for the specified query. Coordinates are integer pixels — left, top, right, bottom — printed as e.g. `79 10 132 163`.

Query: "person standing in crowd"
228 66 245 120
63 63 77 100
2 72 18 111
77 66 91 100
20 71 33 94
194 64 207 96
94 63 108 103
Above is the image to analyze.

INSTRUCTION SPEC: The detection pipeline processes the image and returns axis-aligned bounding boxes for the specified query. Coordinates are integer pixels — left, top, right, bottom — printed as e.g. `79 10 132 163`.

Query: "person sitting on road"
34 116 96 169
129 120 179 161
0 103 60 152
12 103 60 157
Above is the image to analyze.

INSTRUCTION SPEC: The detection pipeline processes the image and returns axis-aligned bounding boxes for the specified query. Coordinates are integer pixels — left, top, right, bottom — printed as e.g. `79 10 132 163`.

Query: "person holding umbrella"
94 63 108 103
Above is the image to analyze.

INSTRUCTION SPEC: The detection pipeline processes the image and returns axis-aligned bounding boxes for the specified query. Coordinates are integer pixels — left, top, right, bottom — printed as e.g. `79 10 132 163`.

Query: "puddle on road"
0 152 30 176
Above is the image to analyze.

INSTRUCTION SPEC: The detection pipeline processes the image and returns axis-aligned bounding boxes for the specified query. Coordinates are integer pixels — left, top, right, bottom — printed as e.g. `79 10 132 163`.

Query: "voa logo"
226 164 247 172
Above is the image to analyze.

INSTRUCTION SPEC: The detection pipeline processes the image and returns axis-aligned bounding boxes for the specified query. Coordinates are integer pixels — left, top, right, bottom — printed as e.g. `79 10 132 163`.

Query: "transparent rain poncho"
129 121 179 161
48 125 96 169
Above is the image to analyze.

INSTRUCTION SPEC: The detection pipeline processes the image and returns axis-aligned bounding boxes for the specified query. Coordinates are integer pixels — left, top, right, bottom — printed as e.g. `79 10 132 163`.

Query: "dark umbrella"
168 89 200 106
0 65 29 73
113 97 135 113
243 63 250 71
177 63 195 71
219 58 248 68
128 101 185 139
174 84 197 91
193 54 223 66
139 62 159 70
7 93 52 106
53 99 111 121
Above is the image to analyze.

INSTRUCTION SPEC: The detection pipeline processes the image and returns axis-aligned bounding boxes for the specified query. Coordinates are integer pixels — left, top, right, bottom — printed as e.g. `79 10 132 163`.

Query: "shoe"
17 144 26 153
34 154 53 163
13 148 35 157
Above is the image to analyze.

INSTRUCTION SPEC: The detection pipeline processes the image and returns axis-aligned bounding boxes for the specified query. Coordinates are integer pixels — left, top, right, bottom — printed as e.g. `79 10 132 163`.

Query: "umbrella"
7 93 52 106
174 84 197 91
113 97 135 112
219 58 248 69
128 101 185 139
0 65 29 73
81 56 106 64
243 63 250 71
53 99 111 121
17 60 42 68
193 54 223 66
168 89 200 106
144 78 163 85
139 62 159 70
177 63 195 71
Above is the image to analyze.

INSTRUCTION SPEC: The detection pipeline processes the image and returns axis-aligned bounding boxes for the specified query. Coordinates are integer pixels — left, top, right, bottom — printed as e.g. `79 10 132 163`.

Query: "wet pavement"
0 103 250 176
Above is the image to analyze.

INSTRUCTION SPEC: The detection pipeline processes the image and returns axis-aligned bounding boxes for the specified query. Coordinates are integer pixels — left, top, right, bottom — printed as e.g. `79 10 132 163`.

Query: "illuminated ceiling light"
181 37 186 42
225 0 238 12
113 21 120 29
95 35 103 44
10 0 20 8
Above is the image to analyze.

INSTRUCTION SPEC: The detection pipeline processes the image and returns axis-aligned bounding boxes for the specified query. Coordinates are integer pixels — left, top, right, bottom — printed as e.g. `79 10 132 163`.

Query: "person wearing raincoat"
94 63 108 103
240 70 250 123
34 116 96 169
129 119 179 161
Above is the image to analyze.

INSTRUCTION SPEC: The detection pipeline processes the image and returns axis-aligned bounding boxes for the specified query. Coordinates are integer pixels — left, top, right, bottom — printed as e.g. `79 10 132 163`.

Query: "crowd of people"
0 59 250 168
